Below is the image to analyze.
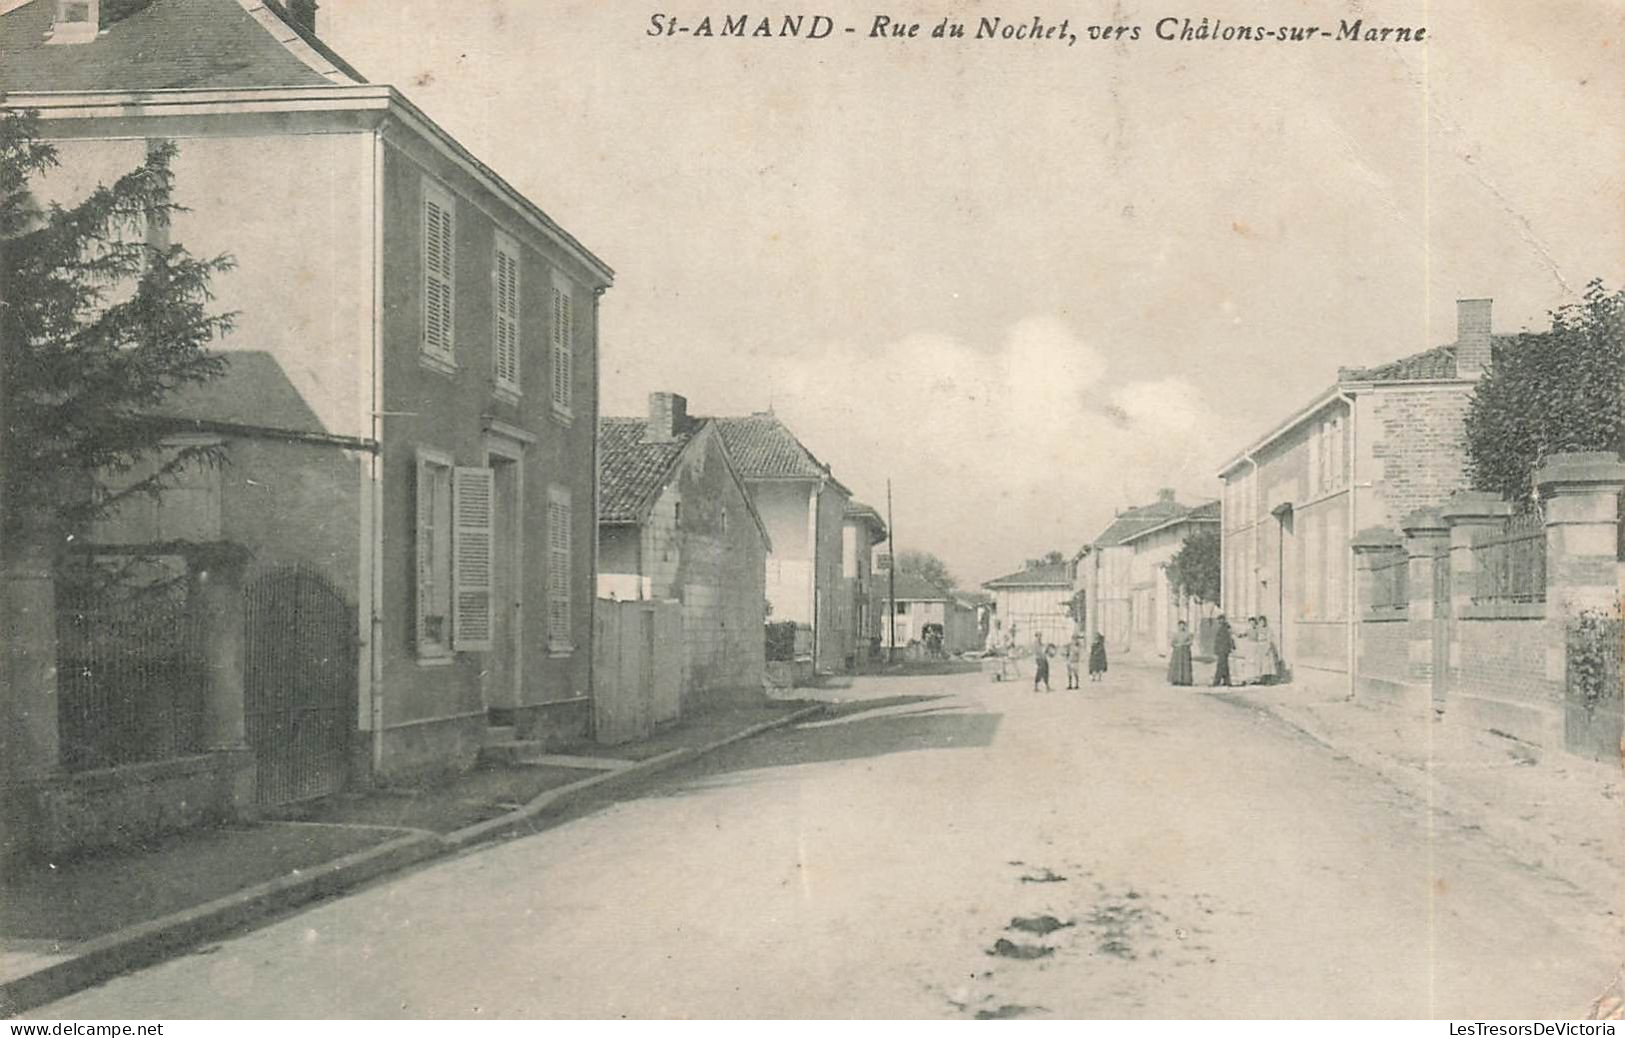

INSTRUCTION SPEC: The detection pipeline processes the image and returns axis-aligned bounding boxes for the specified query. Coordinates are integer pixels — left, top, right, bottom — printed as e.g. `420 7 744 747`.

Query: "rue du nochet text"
646 13 1429 45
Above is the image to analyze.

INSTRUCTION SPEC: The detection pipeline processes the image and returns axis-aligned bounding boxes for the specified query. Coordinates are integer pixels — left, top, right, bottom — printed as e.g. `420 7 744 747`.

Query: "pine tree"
1 100 235 555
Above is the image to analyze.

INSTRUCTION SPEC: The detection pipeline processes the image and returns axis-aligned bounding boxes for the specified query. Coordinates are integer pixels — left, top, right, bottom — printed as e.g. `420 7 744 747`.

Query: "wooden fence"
592 598 683 745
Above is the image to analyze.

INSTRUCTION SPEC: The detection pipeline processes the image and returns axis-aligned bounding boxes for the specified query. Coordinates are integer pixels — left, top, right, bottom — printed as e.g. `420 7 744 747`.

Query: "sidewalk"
0 695 825 1017
1184 661 1624 908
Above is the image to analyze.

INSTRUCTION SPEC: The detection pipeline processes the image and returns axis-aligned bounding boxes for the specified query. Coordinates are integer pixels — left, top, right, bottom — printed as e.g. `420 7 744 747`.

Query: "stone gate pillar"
1537 452 1625 618
188 543 255 812
1441 491 1512 695
1401 508 1449 693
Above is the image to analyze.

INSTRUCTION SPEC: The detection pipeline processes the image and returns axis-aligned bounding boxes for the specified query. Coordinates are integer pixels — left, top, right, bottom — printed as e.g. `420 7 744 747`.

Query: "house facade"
1216 299 1507 682
597 393 771 707
982 561 1076 648
714 414 853 674
841 502 888 663
873 572 981 655
1 0 614 853
1080 493 1219 661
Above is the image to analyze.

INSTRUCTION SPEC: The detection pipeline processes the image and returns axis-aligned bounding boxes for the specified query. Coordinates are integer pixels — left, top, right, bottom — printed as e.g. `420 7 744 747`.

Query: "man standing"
1211 614 1234 687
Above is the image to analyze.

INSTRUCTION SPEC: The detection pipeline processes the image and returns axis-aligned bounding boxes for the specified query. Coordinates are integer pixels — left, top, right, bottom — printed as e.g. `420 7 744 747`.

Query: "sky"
322 0 1625 586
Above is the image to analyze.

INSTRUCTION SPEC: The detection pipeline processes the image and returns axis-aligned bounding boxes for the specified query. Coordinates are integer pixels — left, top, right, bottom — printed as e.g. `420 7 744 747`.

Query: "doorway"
484 449 523 711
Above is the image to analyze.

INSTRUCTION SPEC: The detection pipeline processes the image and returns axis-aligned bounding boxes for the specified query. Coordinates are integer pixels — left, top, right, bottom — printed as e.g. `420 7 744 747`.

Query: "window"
416 452 454 656
422 181 455 365
452 466 494 652
547 485 573 651
493 234 520 395
550 274 574 416
895 602 907 615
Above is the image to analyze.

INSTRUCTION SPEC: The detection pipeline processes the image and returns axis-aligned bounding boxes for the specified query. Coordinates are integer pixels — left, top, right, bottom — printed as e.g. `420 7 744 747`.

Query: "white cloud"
760 317 1223 585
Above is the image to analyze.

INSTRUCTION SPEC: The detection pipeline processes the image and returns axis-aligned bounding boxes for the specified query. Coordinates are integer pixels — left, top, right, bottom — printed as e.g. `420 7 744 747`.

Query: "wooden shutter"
415 455 437 651
547 489 572 646
452 466 494 652
551 284 573 411
494 243 520 389
424 190 454 356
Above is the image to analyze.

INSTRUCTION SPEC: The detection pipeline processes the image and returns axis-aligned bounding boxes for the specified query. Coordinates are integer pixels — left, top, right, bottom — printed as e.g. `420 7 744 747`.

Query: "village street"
40 664 1623 1020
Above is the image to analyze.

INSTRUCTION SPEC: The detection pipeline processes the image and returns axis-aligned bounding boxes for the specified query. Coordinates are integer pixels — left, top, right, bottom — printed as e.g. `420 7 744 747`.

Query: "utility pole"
886 478 896 664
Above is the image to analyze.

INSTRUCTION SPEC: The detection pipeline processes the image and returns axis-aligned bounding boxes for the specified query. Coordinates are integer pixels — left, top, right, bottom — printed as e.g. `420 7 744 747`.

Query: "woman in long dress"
1088 632 1108 681
1166 620 1195 686
1256 616 1280 684
1232 617 1258 685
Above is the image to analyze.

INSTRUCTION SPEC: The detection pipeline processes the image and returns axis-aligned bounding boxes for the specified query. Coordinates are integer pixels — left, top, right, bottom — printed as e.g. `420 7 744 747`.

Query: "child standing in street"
1065 635 1083 689
1032 633 1052 692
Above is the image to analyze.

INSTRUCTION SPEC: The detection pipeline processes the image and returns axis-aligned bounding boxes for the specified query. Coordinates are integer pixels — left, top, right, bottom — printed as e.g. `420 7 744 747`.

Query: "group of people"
1166 613 1281 687
1026 631 1108 691
997 617 1281 692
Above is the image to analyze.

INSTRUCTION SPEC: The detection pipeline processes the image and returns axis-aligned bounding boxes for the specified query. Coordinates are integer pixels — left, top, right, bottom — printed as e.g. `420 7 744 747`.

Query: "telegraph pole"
886 478 896 664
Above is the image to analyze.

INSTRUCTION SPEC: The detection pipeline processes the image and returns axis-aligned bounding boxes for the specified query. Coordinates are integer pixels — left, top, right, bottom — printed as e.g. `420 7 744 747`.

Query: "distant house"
873 571 981 655
982 561 1076 647
714 413 853 674
597 393 772 708
1 0 614 859
1216 298 1510 680
1078 492 1219 661
842 502 889 663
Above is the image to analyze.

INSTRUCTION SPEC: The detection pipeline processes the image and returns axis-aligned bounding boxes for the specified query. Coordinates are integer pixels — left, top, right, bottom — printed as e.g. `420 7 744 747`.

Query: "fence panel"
1368 549 1410 615
1472 511 1546 604
56 557 206 772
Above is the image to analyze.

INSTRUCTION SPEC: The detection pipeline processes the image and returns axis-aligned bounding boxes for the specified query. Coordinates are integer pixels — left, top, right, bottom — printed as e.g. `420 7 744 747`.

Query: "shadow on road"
652 697 1001 796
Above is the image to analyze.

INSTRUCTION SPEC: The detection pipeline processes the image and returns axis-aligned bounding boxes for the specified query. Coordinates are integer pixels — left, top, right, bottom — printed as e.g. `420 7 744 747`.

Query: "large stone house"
714 413 853 674
0 0 613 854
1215 299 1510 684
597 393 772 708
1079 493 1219 662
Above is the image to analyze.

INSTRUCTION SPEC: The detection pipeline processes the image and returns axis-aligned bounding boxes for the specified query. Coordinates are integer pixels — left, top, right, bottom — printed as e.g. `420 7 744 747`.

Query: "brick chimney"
1455 298 1493 379
1156 487 1176 505
646 392 689 442
281 0 318 34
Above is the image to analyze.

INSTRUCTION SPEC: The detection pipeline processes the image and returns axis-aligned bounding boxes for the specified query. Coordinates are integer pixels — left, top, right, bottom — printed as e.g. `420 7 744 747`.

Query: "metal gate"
244 566 357 805
1565 613 1623 762
1431 547 1451 714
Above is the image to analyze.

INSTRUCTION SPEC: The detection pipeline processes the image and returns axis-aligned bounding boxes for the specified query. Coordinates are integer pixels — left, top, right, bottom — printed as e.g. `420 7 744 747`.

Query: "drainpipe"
367 128 386 779
1243 452 1261 620
1338 389 1358 700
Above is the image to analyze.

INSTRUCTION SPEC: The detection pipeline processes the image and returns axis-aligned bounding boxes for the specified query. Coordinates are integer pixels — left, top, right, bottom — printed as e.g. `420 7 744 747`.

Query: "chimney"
46 0 99 44
1157 487 1176 505
645 392 689 443
1455 298 1493 378
281 0 318 34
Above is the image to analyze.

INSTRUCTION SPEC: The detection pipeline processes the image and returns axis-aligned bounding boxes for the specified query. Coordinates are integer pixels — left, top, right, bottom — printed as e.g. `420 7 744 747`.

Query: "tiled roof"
712 414 834 483
0 0 364 93
983 561 1072 589
844 500 887 539
1337 336 1519 382
597 418 693 524
1184 500 1221 522
1091 500 1189 547
873 572 953 602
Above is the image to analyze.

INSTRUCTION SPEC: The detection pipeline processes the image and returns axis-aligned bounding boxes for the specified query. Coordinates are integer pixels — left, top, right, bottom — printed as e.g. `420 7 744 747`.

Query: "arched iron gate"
244 565 357 805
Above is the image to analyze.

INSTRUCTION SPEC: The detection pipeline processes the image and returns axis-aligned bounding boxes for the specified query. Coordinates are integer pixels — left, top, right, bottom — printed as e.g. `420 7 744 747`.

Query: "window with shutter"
422 181 455 363
547 485 573 651
452 466 495 652
550 276 574 417
494 235 521 394
416 451 454 657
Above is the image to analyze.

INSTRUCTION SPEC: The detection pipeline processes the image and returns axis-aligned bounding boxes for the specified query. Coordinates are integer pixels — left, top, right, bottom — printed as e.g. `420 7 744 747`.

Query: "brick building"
1216 299 1513 683
597 393 772 708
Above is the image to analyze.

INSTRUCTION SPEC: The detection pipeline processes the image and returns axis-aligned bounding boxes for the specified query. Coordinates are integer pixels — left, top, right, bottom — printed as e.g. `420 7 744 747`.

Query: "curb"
1218 691 1622 906
0 703 827 1018
0 831 440 1018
